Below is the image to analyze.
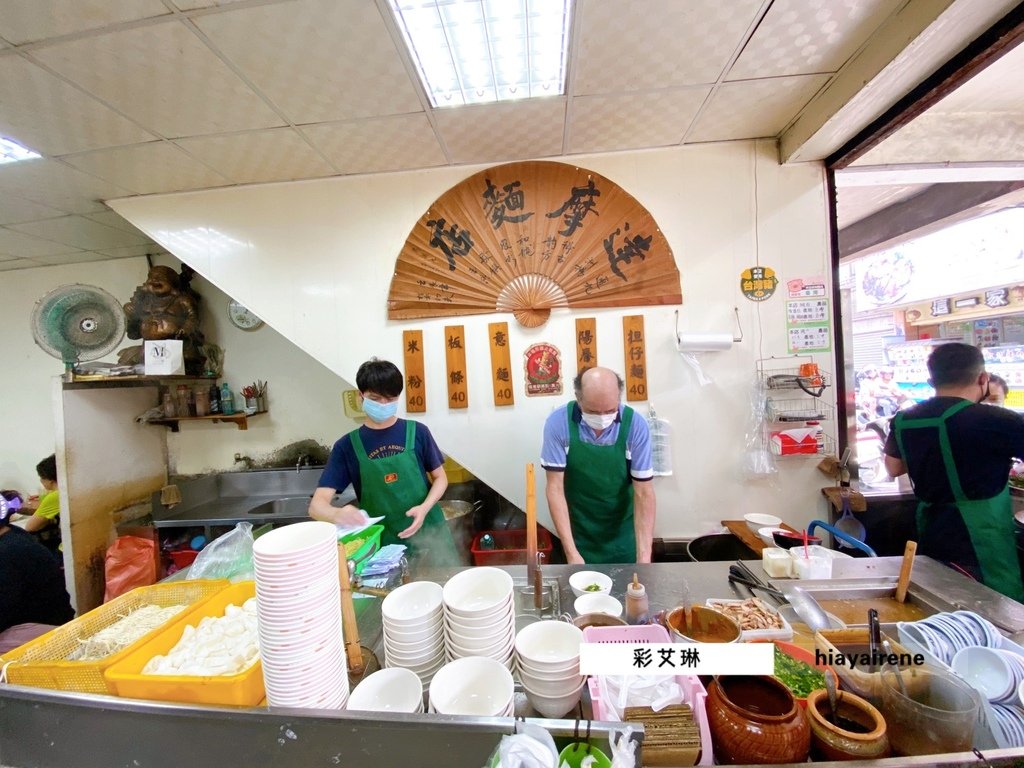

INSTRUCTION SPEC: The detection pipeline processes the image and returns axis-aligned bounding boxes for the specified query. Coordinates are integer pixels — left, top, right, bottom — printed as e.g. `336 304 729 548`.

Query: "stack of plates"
253 521 349 709
381 581 446 687
515 620 586 718
428 656 515 716
348 667 425 713
442 567 515 670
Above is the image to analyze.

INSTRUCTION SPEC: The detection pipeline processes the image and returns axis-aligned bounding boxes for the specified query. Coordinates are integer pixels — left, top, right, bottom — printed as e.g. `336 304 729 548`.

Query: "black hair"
927 343 984 388
989 374 1009 397
355 358 404 398
37 454 57 483
572 367 625 398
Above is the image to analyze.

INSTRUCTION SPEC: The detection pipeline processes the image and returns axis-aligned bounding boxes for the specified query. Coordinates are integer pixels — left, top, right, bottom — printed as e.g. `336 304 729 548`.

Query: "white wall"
111 140 837 538
0 255 360 491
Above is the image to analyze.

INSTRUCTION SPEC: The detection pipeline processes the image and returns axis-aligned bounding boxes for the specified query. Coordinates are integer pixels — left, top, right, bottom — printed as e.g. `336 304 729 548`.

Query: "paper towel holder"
674 307 743 353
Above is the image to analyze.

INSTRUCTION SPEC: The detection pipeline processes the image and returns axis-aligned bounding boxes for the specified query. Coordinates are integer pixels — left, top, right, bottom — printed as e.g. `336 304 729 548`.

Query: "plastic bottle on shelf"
625 573 649 625
161 392 176 419
209 382 221 415
220 383 235 415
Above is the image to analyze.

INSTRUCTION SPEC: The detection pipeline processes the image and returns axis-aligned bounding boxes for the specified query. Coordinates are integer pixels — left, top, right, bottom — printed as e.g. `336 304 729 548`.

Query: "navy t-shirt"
0 527 75 632
884 397 1024 502
317 419 445 499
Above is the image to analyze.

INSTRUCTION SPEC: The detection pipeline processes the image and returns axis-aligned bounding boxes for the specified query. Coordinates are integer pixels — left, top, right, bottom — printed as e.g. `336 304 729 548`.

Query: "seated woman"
0 493 74 653
19 454 62 559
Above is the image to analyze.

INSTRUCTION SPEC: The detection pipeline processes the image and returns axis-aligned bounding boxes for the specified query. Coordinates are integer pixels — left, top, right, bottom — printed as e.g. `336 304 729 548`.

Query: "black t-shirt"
0 526 75 633
884 397 1024 503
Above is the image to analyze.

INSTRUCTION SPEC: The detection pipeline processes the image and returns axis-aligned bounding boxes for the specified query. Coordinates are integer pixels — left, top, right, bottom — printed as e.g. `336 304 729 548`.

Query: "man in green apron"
884 343 1024 600
542 366 656 564
310 359 460 566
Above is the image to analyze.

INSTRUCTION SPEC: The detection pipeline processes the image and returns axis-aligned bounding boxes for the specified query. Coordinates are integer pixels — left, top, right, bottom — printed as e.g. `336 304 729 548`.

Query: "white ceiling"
0 0 1017 270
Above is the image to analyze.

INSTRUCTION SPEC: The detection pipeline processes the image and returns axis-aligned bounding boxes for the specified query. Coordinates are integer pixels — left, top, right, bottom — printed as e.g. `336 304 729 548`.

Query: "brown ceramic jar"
806 689 890 761
706 675 810 765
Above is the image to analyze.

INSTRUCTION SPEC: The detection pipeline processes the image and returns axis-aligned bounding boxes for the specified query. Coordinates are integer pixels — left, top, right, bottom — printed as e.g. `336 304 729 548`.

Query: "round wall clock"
228 300 264 330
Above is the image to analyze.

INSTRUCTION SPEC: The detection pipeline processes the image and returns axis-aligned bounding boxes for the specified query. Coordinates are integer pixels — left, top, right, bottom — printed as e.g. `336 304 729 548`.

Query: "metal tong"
728 563 785 602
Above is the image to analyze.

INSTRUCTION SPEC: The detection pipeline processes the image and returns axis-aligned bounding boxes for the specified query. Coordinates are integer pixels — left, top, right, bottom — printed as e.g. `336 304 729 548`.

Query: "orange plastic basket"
0 580 229 694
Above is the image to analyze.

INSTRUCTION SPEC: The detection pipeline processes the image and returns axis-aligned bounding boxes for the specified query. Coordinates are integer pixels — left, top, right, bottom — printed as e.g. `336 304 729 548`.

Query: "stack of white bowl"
515 620 586 718
381 581 446 687
347 667 425 713
428 656 515 716
253 521 349 709
442 567 515 670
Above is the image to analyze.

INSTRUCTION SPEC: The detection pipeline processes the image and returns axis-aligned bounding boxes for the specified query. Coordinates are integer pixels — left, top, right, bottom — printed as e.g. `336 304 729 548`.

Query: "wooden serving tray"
722 520 798 555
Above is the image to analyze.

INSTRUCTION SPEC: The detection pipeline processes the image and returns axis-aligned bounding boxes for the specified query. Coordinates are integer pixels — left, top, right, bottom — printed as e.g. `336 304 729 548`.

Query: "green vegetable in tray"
584 583 602 592
773 646 825 699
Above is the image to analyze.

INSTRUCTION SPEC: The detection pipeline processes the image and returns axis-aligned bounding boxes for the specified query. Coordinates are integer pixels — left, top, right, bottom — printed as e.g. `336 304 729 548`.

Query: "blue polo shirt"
540 403 654 480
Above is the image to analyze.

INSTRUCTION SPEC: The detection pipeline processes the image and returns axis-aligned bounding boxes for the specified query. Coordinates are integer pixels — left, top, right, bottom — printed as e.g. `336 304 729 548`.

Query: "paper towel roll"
677 332 733 352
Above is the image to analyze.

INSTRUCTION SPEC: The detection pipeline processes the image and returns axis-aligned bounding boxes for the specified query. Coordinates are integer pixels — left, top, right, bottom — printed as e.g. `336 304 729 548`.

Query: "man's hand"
567 552 586 565
398 504 430 539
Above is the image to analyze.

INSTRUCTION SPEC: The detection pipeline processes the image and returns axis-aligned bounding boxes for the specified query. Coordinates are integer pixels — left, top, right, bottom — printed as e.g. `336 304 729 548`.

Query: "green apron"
350 421 460 566
563 402 636 564
894 400 1024 600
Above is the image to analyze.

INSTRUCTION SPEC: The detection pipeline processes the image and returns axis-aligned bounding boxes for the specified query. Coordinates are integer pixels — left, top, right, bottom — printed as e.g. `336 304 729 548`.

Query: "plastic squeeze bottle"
625 572 649 625
220 382 235 415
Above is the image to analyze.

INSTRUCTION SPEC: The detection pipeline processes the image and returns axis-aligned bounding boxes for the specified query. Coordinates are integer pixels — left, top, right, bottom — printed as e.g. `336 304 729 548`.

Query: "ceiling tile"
10 214 149 250
0 158 134 214
0 226 82 258
568 88 709 154
175 127 335 184
855 113 1024 165
302 115 447 175
0 258 45 271
0 195 66 225
62 142 231 194
29 250 115 265
0 0 169 45
83 210 149 235
434 99 566 165
728 0 896 80
171 0 246 10
32 20 285 137
97 244 166 259
196 0 423 124
687 74 830 142
572 0 762 95
0 55 155 155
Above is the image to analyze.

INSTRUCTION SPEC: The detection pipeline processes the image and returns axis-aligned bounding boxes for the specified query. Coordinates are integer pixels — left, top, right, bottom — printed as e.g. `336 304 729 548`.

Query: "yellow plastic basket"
0 580 229 695
104 581 264 707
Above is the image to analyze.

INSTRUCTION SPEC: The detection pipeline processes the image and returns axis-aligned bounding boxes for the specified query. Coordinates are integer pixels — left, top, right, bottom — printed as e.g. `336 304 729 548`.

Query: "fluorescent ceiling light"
389 0 572 108
0 137 41 164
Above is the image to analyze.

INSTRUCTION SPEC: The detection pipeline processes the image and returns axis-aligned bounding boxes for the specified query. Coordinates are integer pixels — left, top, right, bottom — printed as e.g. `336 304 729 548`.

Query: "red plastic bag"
103 535 158 602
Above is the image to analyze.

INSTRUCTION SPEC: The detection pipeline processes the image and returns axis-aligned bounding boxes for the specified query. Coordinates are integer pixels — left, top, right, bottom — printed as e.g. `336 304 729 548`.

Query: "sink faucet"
234 453 254 470
296 453 310 473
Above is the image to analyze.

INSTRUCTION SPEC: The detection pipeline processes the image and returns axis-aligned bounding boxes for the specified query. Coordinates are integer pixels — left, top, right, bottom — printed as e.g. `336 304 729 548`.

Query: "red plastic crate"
470 528 553 566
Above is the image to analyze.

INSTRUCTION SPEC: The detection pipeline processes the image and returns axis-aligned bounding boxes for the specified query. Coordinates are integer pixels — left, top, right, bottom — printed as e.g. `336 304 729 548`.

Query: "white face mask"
582 411 617 431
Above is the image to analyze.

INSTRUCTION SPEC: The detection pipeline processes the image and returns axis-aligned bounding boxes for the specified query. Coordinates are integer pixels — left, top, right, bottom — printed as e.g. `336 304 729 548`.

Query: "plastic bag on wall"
741 377 778 484
188 522 254 582
647 404 673 476
104 536 158 602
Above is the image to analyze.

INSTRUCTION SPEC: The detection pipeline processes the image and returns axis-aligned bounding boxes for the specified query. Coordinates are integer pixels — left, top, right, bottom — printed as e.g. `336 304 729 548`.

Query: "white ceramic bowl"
447 630 515 659
744 513 783 533
428 656 515 717
568 571 613 599
515 620 583 666
442 568 514 617
757 526 788 546
573 593 623 618
522 678 586 718
445 598 514 627
444 614 513 640
252 521 338 559
382 581 445 626
952 646 1015 702
347 668 423 713
518 669 585 697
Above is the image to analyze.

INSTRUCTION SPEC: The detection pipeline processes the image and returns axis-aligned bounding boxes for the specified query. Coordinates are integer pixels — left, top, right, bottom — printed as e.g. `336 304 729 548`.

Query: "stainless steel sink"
246 496 311 516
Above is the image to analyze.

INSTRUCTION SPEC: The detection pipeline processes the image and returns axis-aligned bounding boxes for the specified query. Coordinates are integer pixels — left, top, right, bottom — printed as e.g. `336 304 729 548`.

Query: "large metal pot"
440 500 479 567
685 533 759 562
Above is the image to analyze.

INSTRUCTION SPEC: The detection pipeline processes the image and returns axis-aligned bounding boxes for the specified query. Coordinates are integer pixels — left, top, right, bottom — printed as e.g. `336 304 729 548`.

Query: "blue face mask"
362 397 398 423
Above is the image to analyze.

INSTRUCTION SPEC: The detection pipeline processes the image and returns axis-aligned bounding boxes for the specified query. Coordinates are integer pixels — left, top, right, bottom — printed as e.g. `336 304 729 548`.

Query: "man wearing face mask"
541 366 656 564
309 359 459 564
884 343 1024 599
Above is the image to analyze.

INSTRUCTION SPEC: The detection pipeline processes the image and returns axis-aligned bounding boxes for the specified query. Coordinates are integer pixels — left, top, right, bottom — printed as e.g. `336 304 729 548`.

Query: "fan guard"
31 284 126 365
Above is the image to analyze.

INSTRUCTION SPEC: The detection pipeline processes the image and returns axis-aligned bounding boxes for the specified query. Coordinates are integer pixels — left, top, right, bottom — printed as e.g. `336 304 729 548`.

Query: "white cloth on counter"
495 722 559 767
360 544 407 576
335 512 385 539
595 674 684 722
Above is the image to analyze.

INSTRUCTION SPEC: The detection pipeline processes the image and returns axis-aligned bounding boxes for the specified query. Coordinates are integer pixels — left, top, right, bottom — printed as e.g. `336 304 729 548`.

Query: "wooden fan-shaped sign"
387 160 681 327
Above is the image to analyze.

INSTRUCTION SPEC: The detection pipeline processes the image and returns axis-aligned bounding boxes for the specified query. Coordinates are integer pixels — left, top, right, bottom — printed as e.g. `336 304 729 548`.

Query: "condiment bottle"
209 382 221 415
625 572 649 625
175 384 190 418
220 383 235 415
161 391 176 418
194 387 210 417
